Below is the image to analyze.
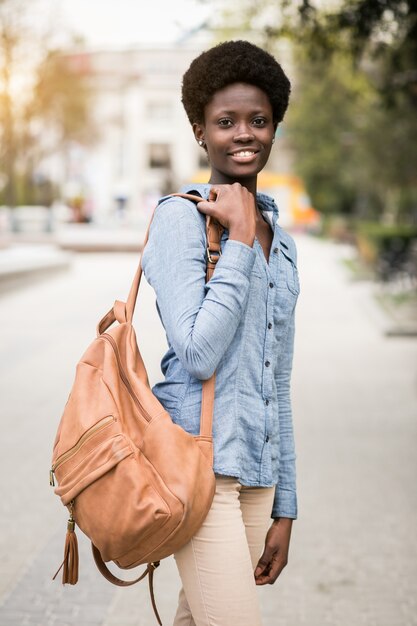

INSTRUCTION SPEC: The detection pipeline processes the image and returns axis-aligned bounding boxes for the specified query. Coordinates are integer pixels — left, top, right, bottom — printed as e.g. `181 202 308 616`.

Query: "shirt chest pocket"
279 247 300 296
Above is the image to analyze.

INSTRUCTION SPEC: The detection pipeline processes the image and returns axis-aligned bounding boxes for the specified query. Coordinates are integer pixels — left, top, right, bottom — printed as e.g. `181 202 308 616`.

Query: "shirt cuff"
271 487 298 520
216 239 256 277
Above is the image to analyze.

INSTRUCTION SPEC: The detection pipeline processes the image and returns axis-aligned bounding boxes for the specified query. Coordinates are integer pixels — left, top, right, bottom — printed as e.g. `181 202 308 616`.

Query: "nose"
233 124 255 143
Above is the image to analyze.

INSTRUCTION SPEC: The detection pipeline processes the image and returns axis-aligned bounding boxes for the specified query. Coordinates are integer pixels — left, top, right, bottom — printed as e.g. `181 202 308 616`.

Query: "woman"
142 40 299 626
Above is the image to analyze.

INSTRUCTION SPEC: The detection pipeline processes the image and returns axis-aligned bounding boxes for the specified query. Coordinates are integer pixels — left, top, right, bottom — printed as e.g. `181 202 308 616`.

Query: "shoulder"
152 193 206 235
151 182 211 234
142 195 206 273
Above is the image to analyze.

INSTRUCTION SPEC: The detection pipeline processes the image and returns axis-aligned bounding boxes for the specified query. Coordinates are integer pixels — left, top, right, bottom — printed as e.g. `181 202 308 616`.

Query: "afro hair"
182 40 291 126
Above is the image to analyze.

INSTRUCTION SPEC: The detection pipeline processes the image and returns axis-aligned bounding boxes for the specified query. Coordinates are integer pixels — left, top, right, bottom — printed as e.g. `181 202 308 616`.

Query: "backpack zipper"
102 333 152 423
50 414 115 486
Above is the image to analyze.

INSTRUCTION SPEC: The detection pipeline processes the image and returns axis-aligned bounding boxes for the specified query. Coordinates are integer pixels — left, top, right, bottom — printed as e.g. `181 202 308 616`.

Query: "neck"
208 173 257 197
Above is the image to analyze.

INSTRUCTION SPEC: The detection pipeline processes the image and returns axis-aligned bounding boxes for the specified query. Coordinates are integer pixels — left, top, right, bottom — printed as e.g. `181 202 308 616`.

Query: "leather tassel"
52 502 79 585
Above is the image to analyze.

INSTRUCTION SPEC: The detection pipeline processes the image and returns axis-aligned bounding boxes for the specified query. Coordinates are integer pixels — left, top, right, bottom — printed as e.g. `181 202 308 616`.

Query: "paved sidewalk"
0 235 416 625
1 221 147 253
0 244 72 292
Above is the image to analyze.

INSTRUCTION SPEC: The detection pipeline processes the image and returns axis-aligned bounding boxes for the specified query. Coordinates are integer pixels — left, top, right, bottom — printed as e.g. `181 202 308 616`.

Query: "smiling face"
193 82 276 191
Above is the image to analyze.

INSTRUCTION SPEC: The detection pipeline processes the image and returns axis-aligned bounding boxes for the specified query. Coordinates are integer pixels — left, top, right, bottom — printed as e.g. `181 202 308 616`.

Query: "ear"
193 122 205 144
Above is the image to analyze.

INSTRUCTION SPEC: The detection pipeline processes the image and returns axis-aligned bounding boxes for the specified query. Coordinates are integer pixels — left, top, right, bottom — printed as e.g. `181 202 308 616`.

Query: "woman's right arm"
141 197 256 380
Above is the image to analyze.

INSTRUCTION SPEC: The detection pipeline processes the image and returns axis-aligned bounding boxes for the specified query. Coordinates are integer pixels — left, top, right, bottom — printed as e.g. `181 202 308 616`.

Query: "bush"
355 222 417 280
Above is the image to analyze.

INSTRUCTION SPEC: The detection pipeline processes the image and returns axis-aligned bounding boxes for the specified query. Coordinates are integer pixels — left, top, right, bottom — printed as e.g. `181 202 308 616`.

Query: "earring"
198 140 204 146
272 137 275 144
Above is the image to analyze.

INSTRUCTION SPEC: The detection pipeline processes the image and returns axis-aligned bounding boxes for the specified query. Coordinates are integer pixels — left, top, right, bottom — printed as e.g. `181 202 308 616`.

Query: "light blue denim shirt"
141 183 299 519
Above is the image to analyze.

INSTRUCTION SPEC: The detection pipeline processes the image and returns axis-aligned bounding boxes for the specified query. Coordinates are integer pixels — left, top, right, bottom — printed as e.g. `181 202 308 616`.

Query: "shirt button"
265 398 269 406
265 360 270 367
273 247 279 254
268 322 272 329
269 282 274 288
265 435 270 442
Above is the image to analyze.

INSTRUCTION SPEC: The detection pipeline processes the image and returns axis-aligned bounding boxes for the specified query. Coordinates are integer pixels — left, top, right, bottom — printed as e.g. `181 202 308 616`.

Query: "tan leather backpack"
50 193 223 624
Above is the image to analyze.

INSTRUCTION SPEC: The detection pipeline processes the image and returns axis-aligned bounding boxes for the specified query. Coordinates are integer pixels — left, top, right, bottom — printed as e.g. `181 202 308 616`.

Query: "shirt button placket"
262 232 279 468
263 269 274 466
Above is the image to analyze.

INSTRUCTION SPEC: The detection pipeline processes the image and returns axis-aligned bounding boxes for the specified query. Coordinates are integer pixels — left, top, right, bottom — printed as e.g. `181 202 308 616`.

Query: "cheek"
206 137 227 159
261 141 273 163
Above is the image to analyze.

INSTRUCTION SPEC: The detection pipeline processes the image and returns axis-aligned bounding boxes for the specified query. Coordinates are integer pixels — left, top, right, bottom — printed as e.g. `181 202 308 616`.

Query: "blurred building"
61 46 203 222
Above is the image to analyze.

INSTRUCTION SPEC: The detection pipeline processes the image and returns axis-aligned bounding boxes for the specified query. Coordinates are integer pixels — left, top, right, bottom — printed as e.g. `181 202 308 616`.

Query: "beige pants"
173 475 275 626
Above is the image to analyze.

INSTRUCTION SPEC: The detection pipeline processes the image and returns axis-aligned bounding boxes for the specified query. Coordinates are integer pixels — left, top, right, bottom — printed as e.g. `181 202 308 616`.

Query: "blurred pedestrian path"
0 245 71 292
0 235 416 626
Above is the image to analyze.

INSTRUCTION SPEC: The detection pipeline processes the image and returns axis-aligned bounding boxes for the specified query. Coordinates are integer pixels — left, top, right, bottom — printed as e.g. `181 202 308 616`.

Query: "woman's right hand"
196 183 256 247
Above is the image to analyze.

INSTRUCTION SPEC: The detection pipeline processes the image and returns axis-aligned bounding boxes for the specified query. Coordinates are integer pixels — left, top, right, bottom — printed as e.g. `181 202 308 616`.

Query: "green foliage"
286 45 417 220
356 222 417 240
274 0 417 107
286 50 368 215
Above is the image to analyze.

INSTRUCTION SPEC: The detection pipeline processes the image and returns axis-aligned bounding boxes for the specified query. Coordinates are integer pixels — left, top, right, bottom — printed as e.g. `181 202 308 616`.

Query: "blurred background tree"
0 0 97 207
276 0 417 227
211 0 417 226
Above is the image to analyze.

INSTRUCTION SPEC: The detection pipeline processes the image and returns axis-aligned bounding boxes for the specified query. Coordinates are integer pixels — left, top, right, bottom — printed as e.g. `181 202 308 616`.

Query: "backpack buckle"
207 247 221 264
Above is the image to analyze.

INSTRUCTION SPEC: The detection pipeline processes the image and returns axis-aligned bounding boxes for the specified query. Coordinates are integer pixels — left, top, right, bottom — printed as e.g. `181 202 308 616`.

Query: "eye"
252 117 267 127
218 118 233 127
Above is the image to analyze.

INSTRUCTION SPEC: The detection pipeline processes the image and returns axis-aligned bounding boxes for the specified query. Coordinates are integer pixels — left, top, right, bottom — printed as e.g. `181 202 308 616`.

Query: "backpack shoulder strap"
96 192 223 335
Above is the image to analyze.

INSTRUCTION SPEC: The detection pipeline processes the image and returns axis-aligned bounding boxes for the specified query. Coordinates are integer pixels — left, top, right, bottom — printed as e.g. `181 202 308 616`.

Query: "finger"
267 557 285 584
254 569 271 585
256 557 286 586
196 200 217 215
255 545 273 574
208 187 219 202
254 564 272 586
254 553 272 580
254 558 269 576
254 566 267 580
255 574 271 586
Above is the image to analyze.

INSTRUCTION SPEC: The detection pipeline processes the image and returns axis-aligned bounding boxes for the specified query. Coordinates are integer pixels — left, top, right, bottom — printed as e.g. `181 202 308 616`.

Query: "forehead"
206 82 272 114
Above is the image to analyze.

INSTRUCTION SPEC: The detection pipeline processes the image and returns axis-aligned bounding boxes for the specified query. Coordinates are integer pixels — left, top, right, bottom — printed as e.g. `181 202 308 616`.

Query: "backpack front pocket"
70 439 172 562
53 428 132 505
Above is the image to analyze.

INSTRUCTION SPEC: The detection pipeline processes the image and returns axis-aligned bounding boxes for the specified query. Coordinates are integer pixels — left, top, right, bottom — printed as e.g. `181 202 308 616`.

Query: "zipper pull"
50 469 55 487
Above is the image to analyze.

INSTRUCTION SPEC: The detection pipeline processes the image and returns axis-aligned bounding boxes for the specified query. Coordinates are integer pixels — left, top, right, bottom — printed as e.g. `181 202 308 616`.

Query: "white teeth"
234 151 255 157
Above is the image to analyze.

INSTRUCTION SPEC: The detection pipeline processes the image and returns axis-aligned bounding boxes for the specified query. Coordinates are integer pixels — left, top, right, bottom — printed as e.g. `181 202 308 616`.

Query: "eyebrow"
215 109 269 116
